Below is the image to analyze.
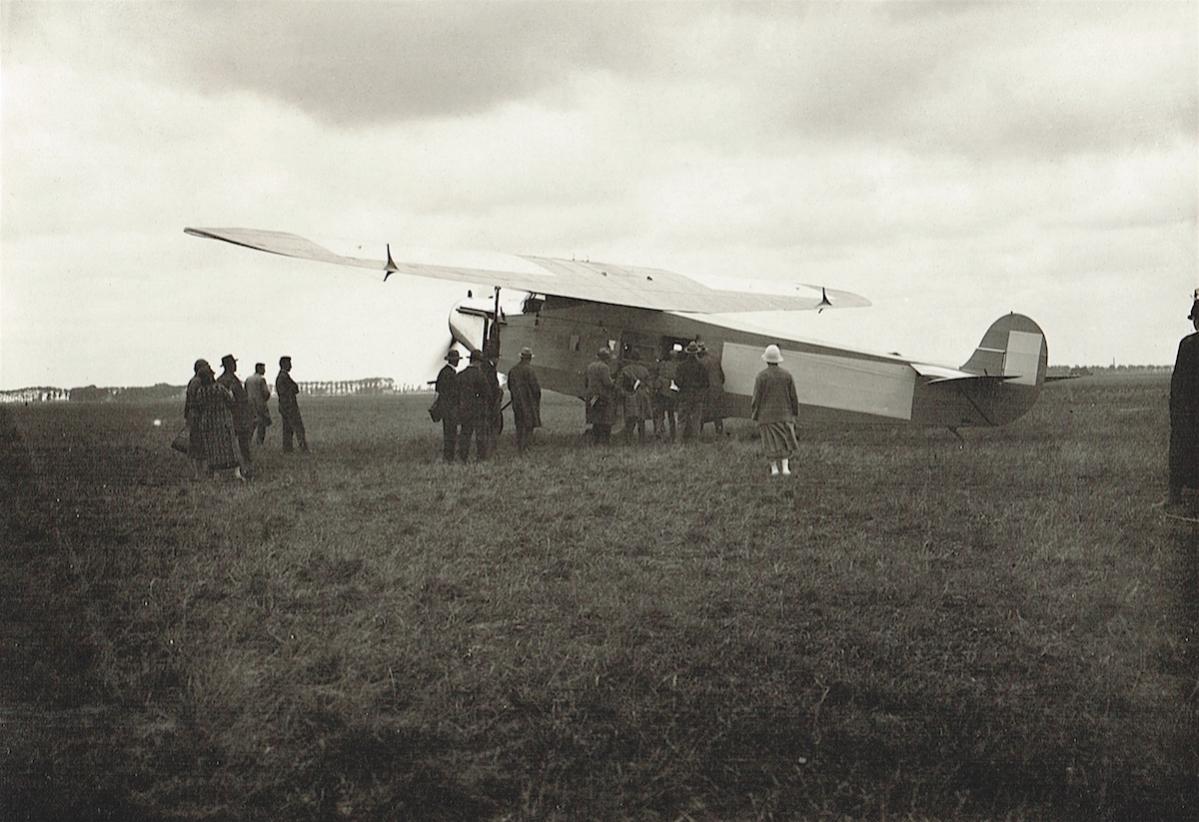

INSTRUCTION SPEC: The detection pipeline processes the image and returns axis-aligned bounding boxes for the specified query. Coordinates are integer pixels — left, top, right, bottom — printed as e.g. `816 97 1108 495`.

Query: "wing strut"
488 286 502 357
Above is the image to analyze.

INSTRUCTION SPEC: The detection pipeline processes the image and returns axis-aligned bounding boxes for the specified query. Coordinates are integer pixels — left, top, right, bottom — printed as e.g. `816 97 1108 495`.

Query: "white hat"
762 344 783 364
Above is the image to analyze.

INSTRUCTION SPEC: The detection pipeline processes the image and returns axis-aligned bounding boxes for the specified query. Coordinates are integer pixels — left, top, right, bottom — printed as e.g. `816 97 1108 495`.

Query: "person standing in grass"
433 349 462 463
698 342 726 436
616 349 652 445
676 341 709 443
1167 293 1199 508
184 358 210 477
751 344 800 478
585 347 617 445
457 349 493 462
275 355 309 453
507 347 542 453
217 354 254 479
188 361 243 481
244 362 272 446
651 348 679 442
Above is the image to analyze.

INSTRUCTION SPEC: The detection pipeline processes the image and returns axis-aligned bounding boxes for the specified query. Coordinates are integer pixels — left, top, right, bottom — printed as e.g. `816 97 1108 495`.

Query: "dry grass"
1 374 1196 820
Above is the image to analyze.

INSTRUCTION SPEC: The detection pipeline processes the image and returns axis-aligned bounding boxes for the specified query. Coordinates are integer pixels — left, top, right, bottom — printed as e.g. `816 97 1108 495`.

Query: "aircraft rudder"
961 312 1048 387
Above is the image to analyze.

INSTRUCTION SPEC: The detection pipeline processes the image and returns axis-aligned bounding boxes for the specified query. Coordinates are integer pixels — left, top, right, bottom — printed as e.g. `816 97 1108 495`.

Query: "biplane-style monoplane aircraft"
185 227 1047 429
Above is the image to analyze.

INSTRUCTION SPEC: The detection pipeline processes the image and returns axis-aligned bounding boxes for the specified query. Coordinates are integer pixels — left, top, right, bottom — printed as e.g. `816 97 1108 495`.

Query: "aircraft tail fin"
950 313 1047 426
960 313 1047 385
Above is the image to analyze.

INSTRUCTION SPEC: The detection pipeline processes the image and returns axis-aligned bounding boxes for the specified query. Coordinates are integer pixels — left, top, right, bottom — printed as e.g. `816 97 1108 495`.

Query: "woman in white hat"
751 344 799 477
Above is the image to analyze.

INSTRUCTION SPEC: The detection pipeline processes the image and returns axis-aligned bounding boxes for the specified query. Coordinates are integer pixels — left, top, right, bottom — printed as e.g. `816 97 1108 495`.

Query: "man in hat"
275 355 308 453
433 350 462 462
616 349 652 445
1167 292 1199 507
244 362 272 445
507 347 542 453
481 342 503 454
585 347 617 445
217 354 254 477
457 349 493 462
698 342 726 436
675 341 709 443
651 348 679 442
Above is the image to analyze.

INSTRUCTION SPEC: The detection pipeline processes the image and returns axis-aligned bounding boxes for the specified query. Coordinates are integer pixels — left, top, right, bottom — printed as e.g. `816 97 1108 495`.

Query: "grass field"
2 375 1196 820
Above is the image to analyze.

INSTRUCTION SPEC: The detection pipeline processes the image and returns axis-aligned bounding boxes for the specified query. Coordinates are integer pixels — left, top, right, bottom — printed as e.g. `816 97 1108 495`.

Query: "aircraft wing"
185 227 870 314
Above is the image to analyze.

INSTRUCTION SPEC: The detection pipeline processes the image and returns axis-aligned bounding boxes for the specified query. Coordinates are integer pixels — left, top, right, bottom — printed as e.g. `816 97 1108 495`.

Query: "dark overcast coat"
1170 332 1199 489
507 360 541 430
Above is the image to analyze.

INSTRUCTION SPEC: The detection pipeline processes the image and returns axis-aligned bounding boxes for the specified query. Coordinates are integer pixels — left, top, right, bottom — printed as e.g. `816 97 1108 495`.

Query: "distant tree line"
2 378 431 404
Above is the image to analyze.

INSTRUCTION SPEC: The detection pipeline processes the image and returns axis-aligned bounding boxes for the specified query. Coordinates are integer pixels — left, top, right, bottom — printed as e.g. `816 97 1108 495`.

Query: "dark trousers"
281 405 308 452
653 399 677 442
515 423 534 453
679 394 705 442
591 424 612 445
235 428 253 476
441 417 460 462
458 418 491 462
623 416 646 444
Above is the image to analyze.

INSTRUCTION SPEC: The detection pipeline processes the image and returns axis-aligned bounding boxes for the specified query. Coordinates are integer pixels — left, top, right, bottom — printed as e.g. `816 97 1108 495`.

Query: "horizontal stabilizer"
913 363 1020 384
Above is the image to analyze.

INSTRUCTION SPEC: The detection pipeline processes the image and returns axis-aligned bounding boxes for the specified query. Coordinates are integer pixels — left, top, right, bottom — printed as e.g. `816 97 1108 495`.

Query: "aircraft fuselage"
474 298 1046 428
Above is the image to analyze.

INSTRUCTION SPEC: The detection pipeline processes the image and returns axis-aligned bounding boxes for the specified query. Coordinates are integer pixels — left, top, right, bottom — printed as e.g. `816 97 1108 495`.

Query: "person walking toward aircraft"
482 343 503 454
507 347 542 453
585 347 617 445
617 349 652 445
433 349 462 462
698 342 726 436
1167 293 1199 508
244 362 272 445
188 361 243 481
652 348 679 442
676 342 709 443
217 354 254 478
275 355 309 453
751 344 800 478
457 350 493 461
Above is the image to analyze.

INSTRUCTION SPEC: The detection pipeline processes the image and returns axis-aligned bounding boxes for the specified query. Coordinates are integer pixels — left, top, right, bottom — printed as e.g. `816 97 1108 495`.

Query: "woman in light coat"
750 344 800 477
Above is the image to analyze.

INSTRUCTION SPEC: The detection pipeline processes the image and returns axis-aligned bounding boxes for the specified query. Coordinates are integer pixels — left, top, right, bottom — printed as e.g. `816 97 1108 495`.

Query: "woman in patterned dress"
186 361 242 481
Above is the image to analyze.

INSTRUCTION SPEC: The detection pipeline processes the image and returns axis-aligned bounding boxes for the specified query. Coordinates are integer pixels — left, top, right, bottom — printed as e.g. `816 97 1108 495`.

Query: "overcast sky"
2 1 1196 389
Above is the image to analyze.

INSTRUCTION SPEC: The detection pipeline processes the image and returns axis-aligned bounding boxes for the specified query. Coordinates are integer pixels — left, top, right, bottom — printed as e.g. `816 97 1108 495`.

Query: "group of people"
432 344 542 462
585 341 726 446
182 354 308 480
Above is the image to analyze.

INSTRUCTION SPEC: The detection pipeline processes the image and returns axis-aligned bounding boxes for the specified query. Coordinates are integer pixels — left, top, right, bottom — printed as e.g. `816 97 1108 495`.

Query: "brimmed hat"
469 349 483 362
684 341 700 354
220 354 237 369
520 347 533 359
446 350 461 362
762 344 783 364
